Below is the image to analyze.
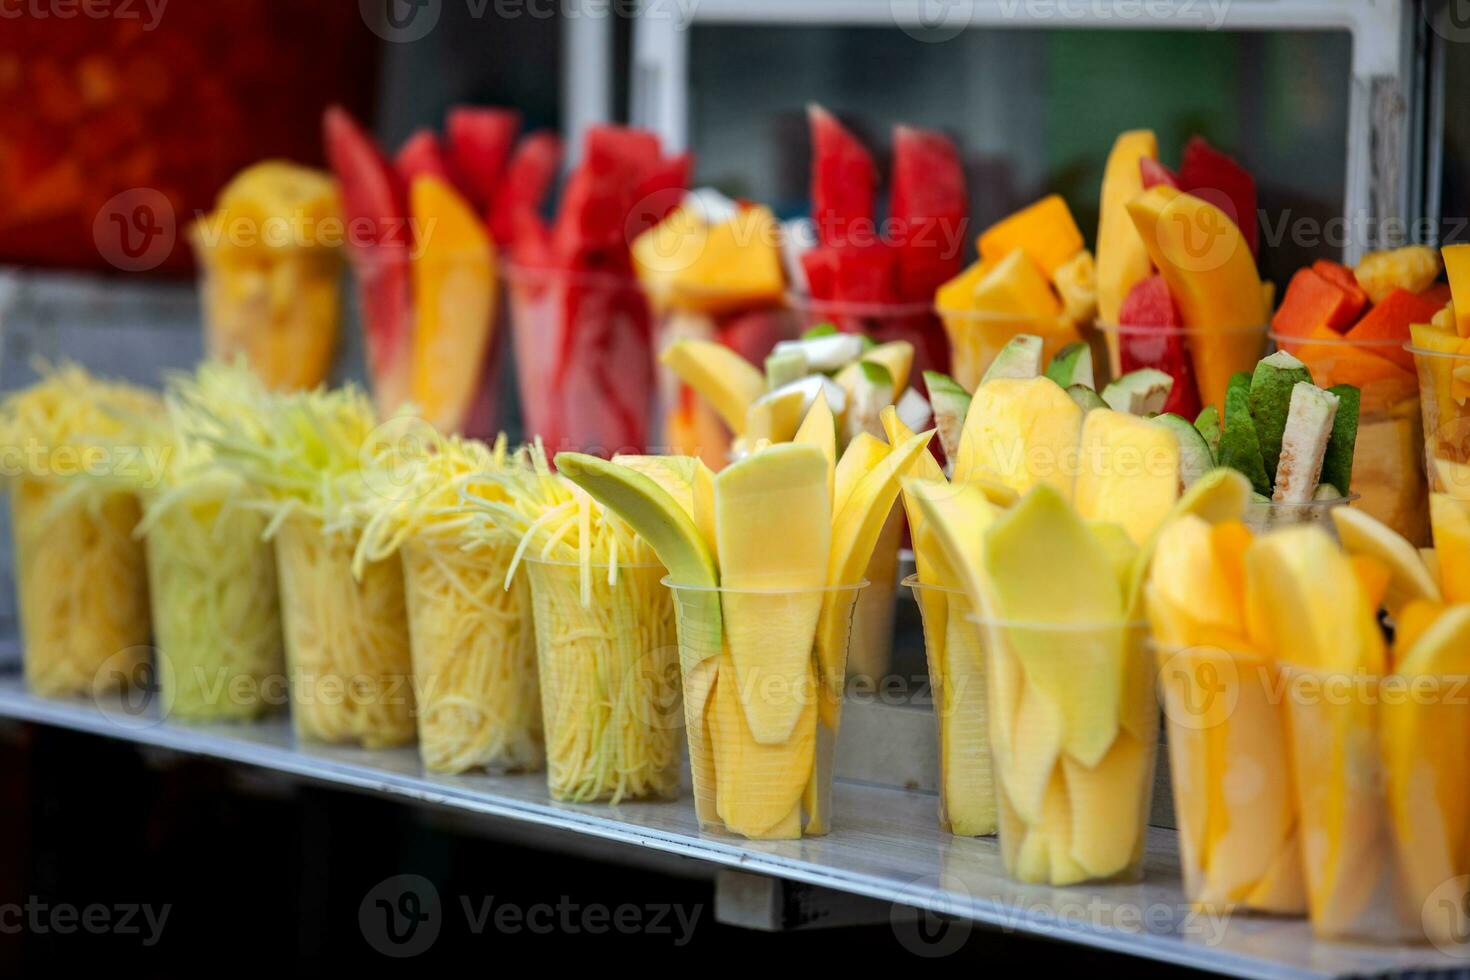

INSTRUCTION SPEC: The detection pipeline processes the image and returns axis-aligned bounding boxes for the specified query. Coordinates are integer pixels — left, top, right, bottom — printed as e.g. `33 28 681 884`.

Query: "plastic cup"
969 613 1158 885
195 240 341 392
143 489 284 722
942 308 1086 391
523 557 681 803
1275 332 1427 544
903 575 994 837
11 478 150 698
1281 665 1470 944
664 576 865 839
400 537 542 774
1096 322 1270 400
1153 643 1306 915
505 265 654 456
1410 342 1470 493
1243 493 1357 537
651 298 798 468
788 293 949 383
272 514 415 748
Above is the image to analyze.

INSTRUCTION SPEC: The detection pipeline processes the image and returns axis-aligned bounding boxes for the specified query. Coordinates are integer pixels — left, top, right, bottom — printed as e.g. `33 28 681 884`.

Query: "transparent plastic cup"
272 514 415 748
1153 643 1306 915
1243 494 1358 537
11 478 150 698
195 241 341 392
505 265 654 456
651 297 798 468
1281 666 1470 944
351 250 508 437
941 308 1086 391
523 558 681 803
788 294 949 383
969 613 1158 885
1096 322 1270 403
904 575 994 837
664 577 865 839
1410 343 1470 493
400 537 542 774
1275 332 1427 544
143 490 284 722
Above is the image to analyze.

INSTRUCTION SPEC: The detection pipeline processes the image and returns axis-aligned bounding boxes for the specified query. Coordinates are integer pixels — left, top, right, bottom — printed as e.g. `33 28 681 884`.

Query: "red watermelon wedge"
808 105 875 249
889 124 967 302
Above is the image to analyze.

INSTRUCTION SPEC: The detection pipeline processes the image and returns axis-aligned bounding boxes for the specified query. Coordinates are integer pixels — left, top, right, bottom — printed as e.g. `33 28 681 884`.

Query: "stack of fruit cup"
354 432 544 775
192 162 343 393
0 366 159 699
521 556 681 803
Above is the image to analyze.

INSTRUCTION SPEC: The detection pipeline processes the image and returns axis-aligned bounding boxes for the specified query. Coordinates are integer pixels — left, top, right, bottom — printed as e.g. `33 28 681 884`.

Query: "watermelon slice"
808 105 875 249
323 105 413 416
395 129 453 189
889 125 967 302
1118 274 1201 419
625 151 692 243
1139 156 1178 190
446 106 521 212
1178 136 1258 257
489 130 562 246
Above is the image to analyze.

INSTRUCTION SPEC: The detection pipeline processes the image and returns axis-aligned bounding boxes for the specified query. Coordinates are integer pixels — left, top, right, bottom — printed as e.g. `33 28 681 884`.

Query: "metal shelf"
0 674 1464 977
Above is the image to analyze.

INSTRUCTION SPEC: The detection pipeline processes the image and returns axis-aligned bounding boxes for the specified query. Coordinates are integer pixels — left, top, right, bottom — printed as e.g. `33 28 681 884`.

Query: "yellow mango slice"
1123 468 1253 618
708 650 815 839
1126 186 1267 413
409 176 497 434
610 454 697 515
978 194 1085 277
1096 130 1159 337
1244 526 1385 673
952 376 1082 499
902 478 1002 622
1072 408 1180 545
1042 770 1090 886
714 445 830 744
936 592 995 836
971 247 1064 317
1006 677 1064 826
1062 730 1152 880
856 340 915 397
833 432 888 517
815 430 935 693
1332 506 1441 621
682 656 721 828
935 259 987 312
1445 244 1470 338
1052 248 1098 326
1383 607 1470 934
692 461 718 561
1149 515 1240 641
794 395 837 501
661 338 767 435
983 485 1125 767
1087 520 1139 597
1430 492 1470 603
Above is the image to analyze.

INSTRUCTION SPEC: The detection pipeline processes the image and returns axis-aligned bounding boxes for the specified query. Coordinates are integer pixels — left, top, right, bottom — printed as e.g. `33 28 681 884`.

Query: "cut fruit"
1153 413 1213 489
744 376 843 444
445 106 520 212
1330 507 1439 619
714 444 831 745
834 433 889 517
1052 249 1098 326
409 176 497 434
396 129 452 187
554 452 721 669
1073 409 1181 544
1320 384 1360 496
1430 493 1470 603
1272 383 1339 504
1220 371 1271 495
903 477 1002 624
489 130 562 246
1096 130 1159 336
981 334 1044 384
978 194 1084 277
773 332 866 372
1248 350 1313 481
925 371 971 463
1068 384 1107 414
1046 342 1094 390
660 338 767 435
889 125 967 301
1355 245 1440 305
984 484 1126 768
1101 368 1173 416
1194 405 1221 459
808 105 875 249
952 377 1082 499
1177 136 1258 257
793 395 838 502
972 249 1064 319
1127 186 1267 413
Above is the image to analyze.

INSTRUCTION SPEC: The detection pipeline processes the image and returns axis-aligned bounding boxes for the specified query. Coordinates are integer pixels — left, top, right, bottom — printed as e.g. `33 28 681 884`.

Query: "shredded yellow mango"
203 381 414 746
0 364 159 698
463 443 680 802
354 433 542 773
